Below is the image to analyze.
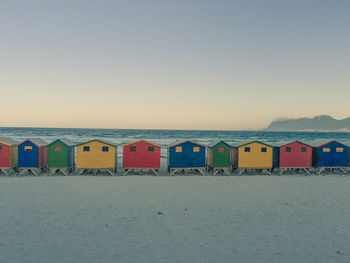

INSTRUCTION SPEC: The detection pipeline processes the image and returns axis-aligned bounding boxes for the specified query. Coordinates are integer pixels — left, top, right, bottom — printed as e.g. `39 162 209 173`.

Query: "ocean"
1 127 350 146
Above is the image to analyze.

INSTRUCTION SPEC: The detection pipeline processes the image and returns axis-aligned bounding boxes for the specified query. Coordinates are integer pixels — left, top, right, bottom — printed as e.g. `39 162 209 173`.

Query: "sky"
1 0 349 130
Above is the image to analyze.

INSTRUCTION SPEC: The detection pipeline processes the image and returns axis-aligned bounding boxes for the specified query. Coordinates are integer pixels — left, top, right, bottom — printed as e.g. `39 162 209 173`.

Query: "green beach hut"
207 141 235 175
48 138 75 175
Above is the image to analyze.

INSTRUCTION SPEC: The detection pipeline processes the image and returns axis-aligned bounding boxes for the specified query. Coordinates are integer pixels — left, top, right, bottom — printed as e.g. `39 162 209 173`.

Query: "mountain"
265 115 350 132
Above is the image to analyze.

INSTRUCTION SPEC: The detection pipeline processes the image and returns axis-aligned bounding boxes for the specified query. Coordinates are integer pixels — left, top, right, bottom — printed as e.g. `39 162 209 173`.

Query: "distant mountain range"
265 115 350 132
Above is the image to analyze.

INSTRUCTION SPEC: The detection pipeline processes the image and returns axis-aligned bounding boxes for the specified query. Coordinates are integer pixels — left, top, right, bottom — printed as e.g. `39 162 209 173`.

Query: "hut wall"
273 147 280 168
238 142 273 169
76 141 116 169
48 141 70 168
18 141 39 168
279 142 313 168
168 141 206 168
123 141 161 169
317 141 349 167
10 145 18 168
0 143 10 168
206 148 213 167
231 148 238 168
38 146 48 168
212 143 231 168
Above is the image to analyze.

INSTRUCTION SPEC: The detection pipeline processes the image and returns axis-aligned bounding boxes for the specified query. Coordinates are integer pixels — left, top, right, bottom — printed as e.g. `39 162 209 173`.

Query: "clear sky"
1 0 349 130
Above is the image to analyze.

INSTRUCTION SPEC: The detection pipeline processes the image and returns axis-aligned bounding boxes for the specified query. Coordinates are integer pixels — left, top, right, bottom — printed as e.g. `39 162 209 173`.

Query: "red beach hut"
123 140 162 176
0 137 18 175
278 141 313 174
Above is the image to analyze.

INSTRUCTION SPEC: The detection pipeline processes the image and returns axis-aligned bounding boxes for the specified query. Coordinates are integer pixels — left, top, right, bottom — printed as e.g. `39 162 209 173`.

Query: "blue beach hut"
18 138 48 176
313 140 349 174
168 140 206 175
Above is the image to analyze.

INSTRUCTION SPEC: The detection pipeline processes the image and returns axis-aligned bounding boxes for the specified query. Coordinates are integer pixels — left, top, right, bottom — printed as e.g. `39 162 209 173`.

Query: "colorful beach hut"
207 141 236 175
277 141 313 175
168 140 206 175
0 137 18 175
17 138 48 176
75 139 117 175
312 140 349 174
47 138 75 175
122 140 162 176
236 141 274 175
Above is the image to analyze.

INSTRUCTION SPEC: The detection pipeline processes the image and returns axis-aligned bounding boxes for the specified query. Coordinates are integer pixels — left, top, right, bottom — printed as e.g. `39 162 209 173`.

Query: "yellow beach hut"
236 141 274 175
75 139 117 176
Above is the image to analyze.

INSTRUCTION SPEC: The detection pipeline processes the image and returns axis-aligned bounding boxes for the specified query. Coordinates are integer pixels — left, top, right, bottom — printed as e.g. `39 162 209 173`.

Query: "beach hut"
207 141 236 175
75 139 117 175
168 140 206 175
277 141 313 175
312 140 349 174
0 137 18 175
236 141 274 175
17 138 48 176
47 138 75 176
122 140 161 176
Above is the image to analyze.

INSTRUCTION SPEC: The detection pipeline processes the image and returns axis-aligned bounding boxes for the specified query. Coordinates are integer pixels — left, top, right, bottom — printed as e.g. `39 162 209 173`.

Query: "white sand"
0 176 350 263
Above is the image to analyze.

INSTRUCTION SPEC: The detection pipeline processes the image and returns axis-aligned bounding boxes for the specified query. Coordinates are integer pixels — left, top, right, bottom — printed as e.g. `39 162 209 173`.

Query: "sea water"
1 127 349 146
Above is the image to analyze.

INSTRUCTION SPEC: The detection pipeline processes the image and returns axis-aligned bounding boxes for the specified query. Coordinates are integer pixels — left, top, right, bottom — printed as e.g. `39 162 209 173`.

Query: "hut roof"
207 141 232 149
0 137 18 146
273 140 312 148
19 138 47 146
168 140 206 148
233 140 273 148
48 138 75 147
75 139 117 147
122 139 162 148
307 139 350 148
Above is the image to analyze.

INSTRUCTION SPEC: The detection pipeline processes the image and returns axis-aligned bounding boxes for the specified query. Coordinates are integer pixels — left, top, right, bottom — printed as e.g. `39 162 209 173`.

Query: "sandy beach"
1 176 349 263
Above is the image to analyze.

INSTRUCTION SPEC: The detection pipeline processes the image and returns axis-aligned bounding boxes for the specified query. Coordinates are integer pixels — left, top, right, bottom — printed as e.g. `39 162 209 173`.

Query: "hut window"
24 146 32 151
175 146 182 152
244 147 250 152
102 146 109 152
0 145 2 151
218 147 225 152
261 147 267 152
55 146 62 152
336 147 344 152
83 146 90 152
286 147 291 152
301 147 307 152
323 148 330 152
148 146 154 152
130 146 136 152
193 147 200 152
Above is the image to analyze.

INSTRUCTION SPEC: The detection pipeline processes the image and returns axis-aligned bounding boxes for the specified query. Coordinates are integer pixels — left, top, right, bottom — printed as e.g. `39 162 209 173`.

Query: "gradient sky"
1 0 349 130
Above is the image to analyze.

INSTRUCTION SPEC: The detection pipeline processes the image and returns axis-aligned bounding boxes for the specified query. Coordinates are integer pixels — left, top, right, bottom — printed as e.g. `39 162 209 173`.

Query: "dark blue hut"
315 140 349 167
168 140 206 175
18 138 48 173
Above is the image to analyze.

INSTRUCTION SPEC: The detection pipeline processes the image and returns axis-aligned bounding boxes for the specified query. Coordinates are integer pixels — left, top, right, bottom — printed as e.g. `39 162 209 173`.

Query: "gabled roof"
308 139 349 148
273 140 312 148
234 140 273 148
122 139 162 148
207 141 232 149
168 140 206 148
0 137 18 146
75 139 117 147
48 138 75 147
18 138 47 147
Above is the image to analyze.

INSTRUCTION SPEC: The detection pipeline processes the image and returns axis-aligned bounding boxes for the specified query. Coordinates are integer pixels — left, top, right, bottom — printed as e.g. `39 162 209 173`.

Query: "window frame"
130 146 136 152
148 146 154 152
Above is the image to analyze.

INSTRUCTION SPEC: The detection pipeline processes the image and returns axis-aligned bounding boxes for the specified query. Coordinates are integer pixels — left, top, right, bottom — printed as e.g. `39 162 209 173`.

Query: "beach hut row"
0 138 349 176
